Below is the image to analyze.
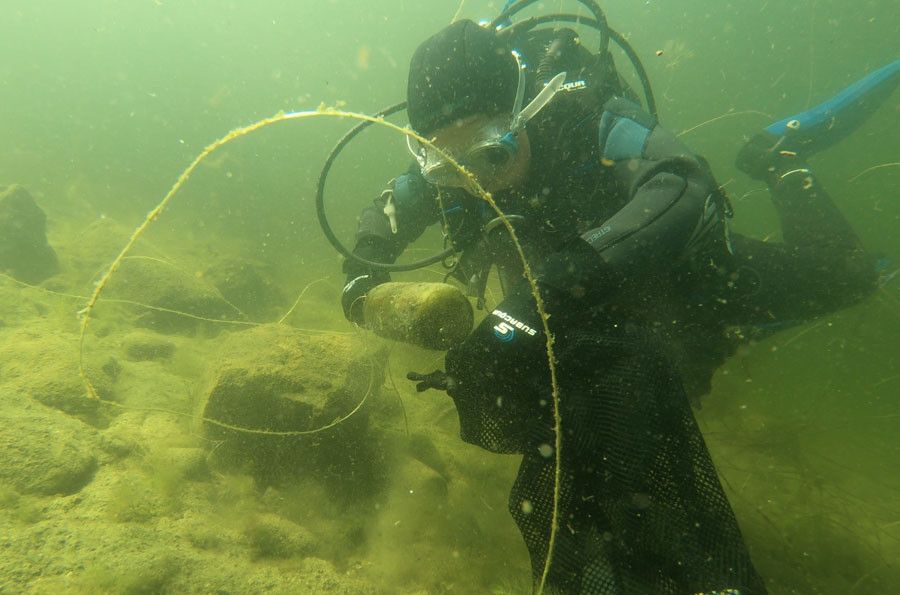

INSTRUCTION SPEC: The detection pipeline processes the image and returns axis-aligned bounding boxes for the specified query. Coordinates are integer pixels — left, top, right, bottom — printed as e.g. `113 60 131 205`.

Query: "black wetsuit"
344 45 876 595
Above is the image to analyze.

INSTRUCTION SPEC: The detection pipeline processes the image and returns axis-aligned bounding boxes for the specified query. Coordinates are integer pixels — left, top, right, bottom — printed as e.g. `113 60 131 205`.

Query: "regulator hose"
497 13 658 118
315 101 455 272
492 0 611 56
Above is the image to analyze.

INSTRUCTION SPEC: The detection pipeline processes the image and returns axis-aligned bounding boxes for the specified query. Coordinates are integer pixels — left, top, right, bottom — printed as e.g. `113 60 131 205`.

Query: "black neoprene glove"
341 273 388 325
443 280 548 400
340 238 393 325
413 238 613 398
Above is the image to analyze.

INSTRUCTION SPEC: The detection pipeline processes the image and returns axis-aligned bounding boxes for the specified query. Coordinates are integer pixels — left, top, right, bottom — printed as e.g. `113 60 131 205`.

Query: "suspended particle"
357 45 372 70
786 119 801 131
538 443 554 458
655 50 664 56
521 499 534 514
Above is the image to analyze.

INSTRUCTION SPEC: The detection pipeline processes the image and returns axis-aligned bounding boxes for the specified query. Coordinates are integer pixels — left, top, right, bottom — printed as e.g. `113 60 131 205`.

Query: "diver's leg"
736 58 899 180
722 160 877 326
769 164 864 253
726 62 892 324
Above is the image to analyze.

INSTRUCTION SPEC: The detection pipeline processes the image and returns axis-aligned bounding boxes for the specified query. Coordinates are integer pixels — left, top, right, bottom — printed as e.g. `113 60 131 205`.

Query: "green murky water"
0 1 897 593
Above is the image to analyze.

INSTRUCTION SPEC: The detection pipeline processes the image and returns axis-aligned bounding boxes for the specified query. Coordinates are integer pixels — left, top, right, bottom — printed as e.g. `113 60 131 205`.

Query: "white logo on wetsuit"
583 224 612 245
561 80 587 92
492 309 538 341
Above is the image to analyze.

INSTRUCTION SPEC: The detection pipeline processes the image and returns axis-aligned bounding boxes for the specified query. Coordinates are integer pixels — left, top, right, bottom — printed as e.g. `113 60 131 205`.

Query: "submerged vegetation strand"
850 162 900 182
72 106 566 593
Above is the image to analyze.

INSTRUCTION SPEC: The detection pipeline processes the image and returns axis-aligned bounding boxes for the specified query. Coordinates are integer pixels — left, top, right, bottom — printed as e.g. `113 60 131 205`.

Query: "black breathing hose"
498 14 658 118
314 102 455 273
491 0 610 59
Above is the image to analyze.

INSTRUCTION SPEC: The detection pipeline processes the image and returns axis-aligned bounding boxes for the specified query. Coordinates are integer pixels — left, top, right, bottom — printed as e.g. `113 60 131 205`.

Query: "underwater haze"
1 0 898 593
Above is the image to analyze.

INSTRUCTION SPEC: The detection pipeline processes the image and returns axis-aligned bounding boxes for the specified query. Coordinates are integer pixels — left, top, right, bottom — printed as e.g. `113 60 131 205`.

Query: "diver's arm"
436 159 718 446
340 166 440 323
580 157 719 280
490 154 719 329
342 165 440 279
559 99 726 301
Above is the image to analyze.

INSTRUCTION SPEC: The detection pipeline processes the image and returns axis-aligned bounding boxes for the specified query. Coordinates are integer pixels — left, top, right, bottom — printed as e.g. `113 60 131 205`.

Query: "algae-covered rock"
60 217 133 278
198 324 387 487
0 393 98 495
161 447 209 481
0 184 58 284
0 275 54 327
121 331 176 361
104 256 244 334
0 325 115 426
204 258 285 320
244 512 317 559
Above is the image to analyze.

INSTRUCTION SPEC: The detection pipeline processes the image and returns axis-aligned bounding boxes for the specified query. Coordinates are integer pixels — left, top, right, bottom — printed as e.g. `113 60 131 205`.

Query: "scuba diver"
334 9 899 594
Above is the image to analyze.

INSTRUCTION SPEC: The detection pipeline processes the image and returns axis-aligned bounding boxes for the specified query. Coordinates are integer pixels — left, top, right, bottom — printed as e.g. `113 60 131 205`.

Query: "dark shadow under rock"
121 331 176 361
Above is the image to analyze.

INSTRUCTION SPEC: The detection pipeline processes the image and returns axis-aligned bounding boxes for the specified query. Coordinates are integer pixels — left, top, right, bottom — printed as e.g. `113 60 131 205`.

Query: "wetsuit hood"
407 20 519 136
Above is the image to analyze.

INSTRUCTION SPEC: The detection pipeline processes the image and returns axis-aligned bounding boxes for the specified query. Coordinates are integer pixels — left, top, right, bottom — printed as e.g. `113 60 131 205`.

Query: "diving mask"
407 51 566 189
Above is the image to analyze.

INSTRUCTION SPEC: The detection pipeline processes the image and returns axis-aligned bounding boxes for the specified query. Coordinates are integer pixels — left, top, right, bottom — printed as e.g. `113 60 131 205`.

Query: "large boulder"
103 256 244 334
198 324 387 490
204 258 285 321
0 324 116 427
0 392 98 495
55 216 135 287
0 185 58 284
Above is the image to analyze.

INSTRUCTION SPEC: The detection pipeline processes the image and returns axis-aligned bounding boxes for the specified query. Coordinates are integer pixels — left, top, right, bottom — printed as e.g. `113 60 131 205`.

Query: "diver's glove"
341 273 388 325
443 281 549 403
406 370 455 392
443 238 613 400
735 131 783 182
536 236 615 304
340 237 394 324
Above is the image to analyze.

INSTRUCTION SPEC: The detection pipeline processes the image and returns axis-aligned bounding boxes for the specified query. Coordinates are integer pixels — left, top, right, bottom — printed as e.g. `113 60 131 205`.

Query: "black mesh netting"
449 319 767 594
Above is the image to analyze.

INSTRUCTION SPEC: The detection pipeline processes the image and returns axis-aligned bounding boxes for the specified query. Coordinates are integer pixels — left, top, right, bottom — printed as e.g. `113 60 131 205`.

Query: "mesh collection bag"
448 317 766 594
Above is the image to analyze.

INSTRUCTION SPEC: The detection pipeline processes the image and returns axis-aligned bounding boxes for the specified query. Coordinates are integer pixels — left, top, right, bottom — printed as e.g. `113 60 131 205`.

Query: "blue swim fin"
737 59 900 180
766 59 900 153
